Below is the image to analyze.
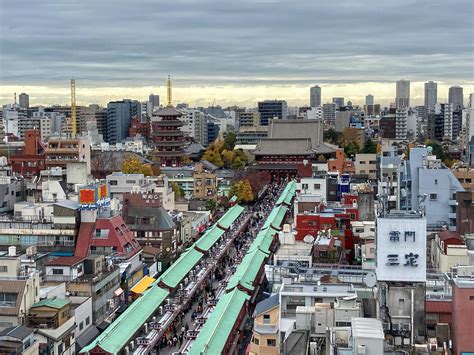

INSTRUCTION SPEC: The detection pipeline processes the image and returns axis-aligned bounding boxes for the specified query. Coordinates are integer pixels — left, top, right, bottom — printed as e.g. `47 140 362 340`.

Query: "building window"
263 314 270 324
469 296 474 301
430 193 437 200
86 316 90 325
79 322 84 331
52 269 64 275
302 183 308 190
434 179 438 185
267 339 276 347
0 266 7 273
252 336 259 345
109 180 117 186
0 293 16 307
314 183 321 190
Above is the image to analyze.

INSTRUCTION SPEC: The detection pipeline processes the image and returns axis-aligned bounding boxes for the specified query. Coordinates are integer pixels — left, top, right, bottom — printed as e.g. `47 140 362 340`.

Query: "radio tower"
70 79 77 137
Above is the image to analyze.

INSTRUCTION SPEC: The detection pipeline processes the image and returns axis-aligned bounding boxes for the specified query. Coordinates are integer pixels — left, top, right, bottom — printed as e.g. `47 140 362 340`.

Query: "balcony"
448 212 457 219
448 199 458 206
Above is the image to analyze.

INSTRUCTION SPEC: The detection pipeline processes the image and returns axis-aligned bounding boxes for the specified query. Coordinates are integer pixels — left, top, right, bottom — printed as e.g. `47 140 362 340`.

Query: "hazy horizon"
1 0 473 107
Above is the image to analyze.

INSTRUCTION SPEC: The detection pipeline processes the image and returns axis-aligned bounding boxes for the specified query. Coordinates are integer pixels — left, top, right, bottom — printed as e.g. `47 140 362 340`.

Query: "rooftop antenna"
167 75 172 107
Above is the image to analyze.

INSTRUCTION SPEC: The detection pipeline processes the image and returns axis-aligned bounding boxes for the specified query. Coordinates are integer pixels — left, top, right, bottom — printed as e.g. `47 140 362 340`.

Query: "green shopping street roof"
188 289 250 355
226 248 269 291
80 285 169 354
217 204 245 229
194 226 225 252
160 248 204 289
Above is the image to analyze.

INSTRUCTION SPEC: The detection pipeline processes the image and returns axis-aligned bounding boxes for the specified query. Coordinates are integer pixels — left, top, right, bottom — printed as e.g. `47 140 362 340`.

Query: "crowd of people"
155 181 285 354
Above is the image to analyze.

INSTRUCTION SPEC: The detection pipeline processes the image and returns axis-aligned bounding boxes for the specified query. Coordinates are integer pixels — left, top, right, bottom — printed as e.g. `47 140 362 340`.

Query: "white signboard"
376 216 426 282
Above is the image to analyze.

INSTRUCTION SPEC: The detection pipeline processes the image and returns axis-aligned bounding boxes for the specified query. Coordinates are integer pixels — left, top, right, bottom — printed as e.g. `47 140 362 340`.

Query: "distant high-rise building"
424 81 437 110
322 103 336 126
310 85 321 107
396 80 410 109
106 99 141 144
257 100 288 125
19 93 29 109
148 94 160 109
332 97 344 109
449 86 464 110
365 94 374 106
468 94 474 142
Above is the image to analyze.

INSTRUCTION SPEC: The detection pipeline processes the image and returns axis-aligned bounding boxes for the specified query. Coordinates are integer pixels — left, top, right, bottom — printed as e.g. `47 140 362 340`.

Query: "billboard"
79 183 110 209
376 216 427 282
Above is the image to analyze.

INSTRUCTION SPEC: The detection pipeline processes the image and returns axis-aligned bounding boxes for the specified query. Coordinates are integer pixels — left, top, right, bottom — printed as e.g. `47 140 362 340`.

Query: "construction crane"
70 79 77 137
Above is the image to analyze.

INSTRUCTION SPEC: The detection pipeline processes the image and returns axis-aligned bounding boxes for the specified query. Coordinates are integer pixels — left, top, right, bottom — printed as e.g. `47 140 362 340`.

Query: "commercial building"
332 97 344 109
396 79 410 109
9 129 45 178
310 86 321 107
105 99 141 144
0 247 40 330
44 136 91 175
322 103 336 126
399 147 464 230
237 111 260 127
424 81 438 110
148 94 160 110
449 266 474 355
258 100 288 125
365 94 374 106
456 190 474 235
355 153 378 180
448 86 464 110
19 93 29 109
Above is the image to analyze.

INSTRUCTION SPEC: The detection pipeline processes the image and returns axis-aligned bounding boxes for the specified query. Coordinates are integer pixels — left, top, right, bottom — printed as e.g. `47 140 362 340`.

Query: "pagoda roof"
156 106 183 117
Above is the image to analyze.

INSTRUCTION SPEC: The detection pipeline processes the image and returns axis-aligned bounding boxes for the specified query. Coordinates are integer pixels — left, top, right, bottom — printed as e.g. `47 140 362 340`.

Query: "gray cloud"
0 0 473 87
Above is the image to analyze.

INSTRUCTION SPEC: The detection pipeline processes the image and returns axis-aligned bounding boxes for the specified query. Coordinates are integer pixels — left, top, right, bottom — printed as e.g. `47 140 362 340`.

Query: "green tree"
425 140 446 161
170 182 182 198
223 132 237 150
324 128 343 146
122 155 153 176
228 179 254 203
360 139 377 154
344 142 360 157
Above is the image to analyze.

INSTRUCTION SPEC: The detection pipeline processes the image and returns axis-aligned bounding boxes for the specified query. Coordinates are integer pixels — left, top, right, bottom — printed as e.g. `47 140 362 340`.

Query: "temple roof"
253 138 313 155
156 106 183 117
269 119 323 147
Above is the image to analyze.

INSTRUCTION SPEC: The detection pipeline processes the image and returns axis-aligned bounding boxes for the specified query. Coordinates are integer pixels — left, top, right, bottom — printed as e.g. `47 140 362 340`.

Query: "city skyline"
1 0 473 107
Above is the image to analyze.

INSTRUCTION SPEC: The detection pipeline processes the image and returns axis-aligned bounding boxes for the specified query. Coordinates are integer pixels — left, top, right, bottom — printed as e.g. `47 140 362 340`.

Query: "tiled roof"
194 227 225 252
0 280 26 316
0 325 35 340
253 138 313 156
253 293 280 316
31 297 69 310
188 289 250 354
217 204 245 229
425 301 452 314
226 249 268 292
160 248 203 289
80 285 169 354
46 256 85 266
156 106 183 117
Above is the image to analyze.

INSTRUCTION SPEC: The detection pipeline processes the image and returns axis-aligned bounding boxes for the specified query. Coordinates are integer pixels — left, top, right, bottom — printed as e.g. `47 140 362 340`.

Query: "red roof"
425 301 452 314
47 256 85 266
438 230 462 243
75 222 95 258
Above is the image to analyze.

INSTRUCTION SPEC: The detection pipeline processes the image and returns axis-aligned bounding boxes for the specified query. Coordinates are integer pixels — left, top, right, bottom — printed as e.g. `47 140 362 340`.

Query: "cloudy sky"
1 0 473 107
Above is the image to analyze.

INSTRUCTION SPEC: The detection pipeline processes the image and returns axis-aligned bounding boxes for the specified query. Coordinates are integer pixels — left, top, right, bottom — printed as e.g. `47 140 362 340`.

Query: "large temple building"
152 76 187 167
252 119 336 180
